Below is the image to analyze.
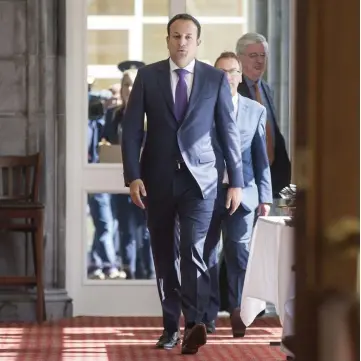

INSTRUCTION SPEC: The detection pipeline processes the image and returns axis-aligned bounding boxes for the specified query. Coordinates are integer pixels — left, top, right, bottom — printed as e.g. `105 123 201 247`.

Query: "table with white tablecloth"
240 216 295 357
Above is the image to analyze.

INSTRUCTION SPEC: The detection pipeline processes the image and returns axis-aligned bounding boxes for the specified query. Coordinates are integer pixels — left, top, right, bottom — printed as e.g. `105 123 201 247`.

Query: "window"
86 0 249 162
88 0 135 16
143 24 169 64
143 0 168 16
88 30 129 65
198 24 245 65
184 0 247 64
87 1 171 83
90 78 120 92
86 0 171 167
186 0 244 17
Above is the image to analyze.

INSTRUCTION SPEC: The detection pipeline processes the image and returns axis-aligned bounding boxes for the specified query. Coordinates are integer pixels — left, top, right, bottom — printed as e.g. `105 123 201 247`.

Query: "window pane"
88 0 135 16
143 24 169 64
198 24 244 65
186 0 244 17
143 0 168 16
86 192 154 281
88 30 129 65
90 78 120 92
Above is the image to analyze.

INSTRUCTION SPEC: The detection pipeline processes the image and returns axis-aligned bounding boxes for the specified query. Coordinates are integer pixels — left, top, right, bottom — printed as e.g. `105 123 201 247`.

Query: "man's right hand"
225 187 243 215
129 179 147 209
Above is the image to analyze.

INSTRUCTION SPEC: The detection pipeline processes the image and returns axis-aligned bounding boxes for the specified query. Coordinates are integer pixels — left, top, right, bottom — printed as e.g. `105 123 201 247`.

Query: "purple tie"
174 68 189 122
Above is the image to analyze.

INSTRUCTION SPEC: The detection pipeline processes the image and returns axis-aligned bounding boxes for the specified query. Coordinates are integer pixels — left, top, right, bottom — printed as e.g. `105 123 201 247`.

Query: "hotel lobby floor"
0 316 287 360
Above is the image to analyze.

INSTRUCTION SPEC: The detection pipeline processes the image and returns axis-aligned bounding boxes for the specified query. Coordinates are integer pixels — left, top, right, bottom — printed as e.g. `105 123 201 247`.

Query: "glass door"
66 0 249 316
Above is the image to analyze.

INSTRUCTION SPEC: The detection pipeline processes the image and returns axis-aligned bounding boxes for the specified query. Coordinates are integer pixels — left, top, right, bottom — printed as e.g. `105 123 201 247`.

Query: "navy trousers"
203 187 255 322
147 168 214 332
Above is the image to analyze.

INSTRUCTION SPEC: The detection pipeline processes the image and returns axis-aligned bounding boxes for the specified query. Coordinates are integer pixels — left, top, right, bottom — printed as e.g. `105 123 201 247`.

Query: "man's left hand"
258 203 271 217
225 187 242 215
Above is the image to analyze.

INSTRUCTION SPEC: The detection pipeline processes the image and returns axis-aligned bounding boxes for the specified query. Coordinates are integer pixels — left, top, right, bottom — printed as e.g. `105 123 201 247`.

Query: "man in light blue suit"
121 15 243 354
203 51 273 337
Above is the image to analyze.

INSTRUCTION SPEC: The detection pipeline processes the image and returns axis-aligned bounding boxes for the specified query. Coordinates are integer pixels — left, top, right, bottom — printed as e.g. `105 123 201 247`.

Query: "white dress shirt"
169 58 195 102
232 93 238 115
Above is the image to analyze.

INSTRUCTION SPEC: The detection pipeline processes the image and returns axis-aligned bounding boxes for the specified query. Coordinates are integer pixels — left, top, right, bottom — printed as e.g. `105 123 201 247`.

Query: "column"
249 0 268 78
267 0 282 119
289 0 296 177
0 0 72 322
253 0 268 38
280 0 290 152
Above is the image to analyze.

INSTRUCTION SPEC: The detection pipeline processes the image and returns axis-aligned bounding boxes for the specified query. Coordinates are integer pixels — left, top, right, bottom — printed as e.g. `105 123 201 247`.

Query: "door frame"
66 0 162 316
65 0 250 316
293 0 359 358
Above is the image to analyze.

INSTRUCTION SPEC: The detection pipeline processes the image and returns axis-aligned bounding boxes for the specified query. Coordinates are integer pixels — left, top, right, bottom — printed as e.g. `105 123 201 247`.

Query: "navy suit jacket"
121 59 244 200
238 77 291 196
214 94 273 211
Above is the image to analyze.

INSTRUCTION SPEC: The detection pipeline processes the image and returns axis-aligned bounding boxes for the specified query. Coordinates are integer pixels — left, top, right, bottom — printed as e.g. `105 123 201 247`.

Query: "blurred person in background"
87 76 95 92
108 83 122 107
102 61 154 280
87 91 126 280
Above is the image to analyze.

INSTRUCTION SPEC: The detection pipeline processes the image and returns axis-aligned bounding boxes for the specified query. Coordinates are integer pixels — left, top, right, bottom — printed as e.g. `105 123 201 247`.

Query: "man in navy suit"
203 52 273 336
121 14 244 354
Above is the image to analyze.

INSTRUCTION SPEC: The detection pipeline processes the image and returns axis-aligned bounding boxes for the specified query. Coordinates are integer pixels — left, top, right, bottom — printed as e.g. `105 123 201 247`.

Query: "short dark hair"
167 13 201 39
214 51 242 70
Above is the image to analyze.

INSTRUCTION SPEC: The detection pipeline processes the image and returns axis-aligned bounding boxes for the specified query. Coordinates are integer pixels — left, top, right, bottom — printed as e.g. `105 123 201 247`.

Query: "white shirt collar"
232 93 238 110
169 58 195 74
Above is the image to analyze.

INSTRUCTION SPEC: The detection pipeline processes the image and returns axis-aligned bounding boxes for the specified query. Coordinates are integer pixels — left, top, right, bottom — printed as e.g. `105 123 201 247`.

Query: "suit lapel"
157 60 176 119
260 80 277 121
157 59 207 124
236 94 248 127
237 76 252 99
183 60 206 122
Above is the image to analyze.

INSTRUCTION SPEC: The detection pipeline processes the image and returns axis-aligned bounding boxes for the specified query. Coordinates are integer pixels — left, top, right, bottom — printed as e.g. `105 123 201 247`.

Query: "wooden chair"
0 153 45 323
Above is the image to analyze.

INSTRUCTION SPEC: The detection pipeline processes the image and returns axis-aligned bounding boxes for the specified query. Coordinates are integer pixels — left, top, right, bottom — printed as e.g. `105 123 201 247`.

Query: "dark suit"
204 95 272 322
121 59 243 331
237 76 291 196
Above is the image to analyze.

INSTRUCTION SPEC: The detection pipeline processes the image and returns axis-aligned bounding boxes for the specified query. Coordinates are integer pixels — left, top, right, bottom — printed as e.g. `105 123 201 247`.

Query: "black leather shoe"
155 330 180 349
181 323 207 354
205 320 216 334
230 308 246 338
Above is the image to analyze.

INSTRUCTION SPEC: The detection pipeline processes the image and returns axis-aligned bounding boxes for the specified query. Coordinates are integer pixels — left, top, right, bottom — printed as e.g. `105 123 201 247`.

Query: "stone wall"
0 0 71 321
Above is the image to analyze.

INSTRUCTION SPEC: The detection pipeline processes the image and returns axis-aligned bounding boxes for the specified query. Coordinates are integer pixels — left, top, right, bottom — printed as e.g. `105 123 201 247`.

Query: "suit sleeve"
251 107 273 204
215 73 244 188
121 70 145 185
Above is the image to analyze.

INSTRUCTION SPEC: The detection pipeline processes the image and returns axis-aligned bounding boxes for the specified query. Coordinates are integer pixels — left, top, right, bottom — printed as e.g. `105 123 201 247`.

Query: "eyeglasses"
220 69 241 76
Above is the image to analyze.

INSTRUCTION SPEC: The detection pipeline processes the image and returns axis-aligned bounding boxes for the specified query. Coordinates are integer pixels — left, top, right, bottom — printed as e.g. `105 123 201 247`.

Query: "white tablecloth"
240 216 294 329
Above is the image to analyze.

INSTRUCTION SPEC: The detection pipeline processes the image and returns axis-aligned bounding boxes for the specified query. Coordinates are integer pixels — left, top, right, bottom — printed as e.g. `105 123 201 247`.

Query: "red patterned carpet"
0 316 287 360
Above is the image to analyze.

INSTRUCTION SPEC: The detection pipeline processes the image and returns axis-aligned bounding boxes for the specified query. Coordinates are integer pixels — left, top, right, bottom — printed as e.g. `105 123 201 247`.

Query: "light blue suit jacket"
214 94 273 211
